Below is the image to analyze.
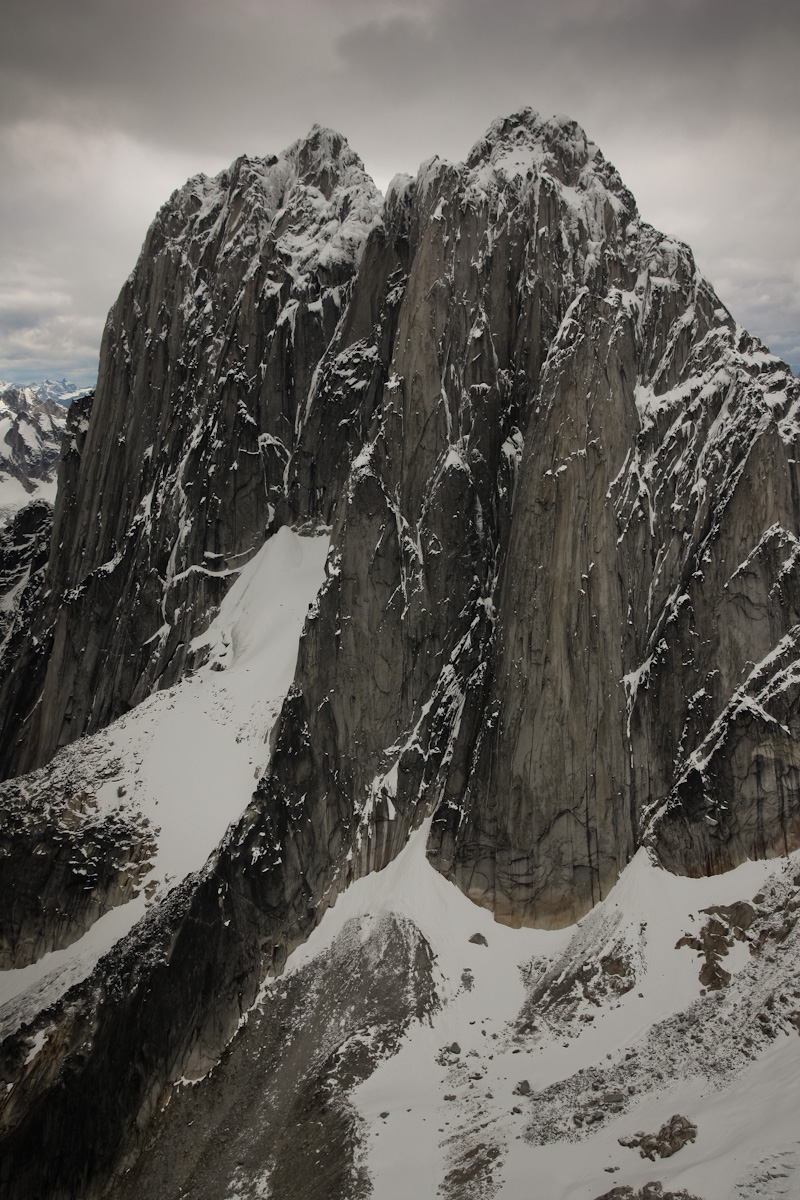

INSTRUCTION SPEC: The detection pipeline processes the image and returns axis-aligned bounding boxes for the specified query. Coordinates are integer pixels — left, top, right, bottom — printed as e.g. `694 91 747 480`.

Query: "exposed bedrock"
1 109 800 1199
0 128 385 780
108 910 436 1200
428 280 800 922
0 498 52 643
429 291 641 927
0 785 154 971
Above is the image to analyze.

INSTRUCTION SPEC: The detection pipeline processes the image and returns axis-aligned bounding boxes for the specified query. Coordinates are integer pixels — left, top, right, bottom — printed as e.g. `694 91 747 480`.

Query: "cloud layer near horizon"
2 0 798 383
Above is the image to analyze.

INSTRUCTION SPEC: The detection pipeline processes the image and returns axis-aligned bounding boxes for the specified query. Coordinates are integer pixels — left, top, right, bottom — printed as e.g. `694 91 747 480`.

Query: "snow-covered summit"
461 107 635 211
154 124 382 302
29 379 91 406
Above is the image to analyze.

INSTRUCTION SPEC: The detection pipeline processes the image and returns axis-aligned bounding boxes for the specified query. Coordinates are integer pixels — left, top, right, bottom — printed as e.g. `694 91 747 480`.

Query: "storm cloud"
1 0 798 383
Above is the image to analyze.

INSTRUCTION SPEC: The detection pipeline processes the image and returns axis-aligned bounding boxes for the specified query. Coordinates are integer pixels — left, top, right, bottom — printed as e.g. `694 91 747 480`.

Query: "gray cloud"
4 1 796 163
1 0 797 382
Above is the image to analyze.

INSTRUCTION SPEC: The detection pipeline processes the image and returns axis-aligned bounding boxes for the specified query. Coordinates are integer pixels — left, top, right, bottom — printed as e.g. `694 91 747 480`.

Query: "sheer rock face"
260 114 649 920
1 110 800 1200
0 127 383 780
428 248 800 924
252 111 800 928
2 112 799 919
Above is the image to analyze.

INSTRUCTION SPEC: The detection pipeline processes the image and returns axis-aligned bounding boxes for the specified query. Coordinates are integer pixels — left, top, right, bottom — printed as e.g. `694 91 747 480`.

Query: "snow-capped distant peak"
0 378 92 407
0 382 72 525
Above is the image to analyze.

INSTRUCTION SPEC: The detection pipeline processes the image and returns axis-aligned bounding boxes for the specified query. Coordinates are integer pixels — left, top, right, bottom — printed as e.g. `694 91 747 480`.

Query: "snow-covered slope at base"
518 1038 800 1200
277 823 800 1200
0 474 58 526
0 527 328 1028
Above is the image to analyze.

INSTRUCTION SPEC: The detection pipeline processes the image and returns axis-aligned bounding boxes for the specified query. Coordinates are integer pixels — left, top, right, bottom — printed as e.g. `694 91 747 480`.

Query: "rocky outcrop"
108 911 435 1200
1 109 799 1199
0 498 52 642
618 1114 698 1161
0 392 93 768
0 763 155 968
594 1185 703 1200
0 902 436 1200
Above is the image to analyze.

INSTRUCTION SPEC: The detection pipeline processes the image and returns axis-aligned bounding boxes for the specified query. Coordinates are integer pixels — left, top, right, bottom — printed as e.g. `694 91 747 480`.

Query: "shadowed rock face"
109 910 436 1200
0 129 384 780
0 498 52 643
0 392 94 769
0 742 156 970
1 109 799 1199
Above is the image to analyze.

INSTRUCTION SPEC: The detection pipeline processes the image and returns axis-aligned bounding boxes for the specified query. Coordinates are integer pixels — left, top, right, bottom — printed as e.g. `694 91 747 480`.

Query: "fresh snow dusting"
272 823 800 1200
0 526 329 1028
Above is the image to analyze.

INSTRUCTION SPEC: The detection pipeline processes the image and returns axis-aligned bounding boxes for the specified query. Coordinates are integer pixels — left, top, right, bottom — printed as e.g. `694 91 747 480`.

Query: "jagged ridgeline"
1 110 799 1198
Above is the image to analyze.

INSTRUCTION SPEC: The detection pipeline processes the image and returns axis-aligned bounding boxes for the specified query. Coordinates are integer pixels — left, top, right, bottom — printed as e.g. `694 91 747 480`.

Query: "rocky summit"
0 110 798 1200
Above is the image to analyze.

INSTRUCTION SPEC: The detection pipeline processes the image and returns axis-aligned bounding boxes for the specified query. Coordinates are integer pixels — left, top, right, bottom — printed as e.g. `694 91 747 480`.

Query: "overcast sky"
1 0 798 385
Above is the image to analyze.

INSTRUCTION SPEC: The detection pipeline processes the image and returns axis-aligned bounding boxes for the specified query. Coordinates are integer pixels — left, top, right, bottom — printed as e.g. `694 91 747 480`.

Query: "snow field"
0 473 57 526
0 527 329 1029
281 821 799 1200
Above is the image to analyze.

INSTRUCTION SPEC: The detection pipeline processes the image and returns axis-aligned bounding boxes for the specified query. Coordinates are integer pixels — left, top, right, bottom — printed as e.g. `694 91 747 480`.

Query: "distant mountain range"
0 381 78 525
0 377 92 408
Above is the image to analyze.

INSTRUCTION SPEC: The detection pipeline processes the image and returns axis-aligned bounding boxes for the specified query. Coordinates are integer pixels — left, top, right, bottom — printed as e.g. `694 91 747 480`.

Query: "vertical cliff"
246 111 800 928
0 127 382 778
0 110 798 1200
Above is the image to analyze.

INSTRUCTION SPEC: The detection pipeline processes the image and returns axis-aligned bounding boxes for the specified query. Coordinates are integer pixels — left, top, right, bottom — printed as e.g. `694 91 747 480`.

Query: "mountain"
0 110 798 1200
0 379 92 527
0 384 76 693
0 384 70 526
0 379 92 408
30 379 92 407
0 124 382 779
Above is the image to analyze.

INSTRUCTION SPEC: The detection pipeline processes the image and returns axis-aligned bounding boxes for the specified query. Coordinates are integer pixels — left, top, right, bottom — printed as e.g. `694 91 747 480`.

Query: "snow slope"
275 821 800 1200
0 527 329 1030
0 472 57 526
